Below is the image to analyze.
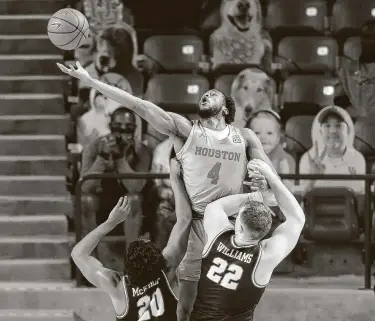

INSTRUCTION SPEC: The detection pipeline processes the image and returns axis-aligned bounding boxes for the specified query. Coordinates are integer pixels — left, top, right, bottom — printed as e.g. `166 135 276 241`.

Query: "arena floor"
0 276 373 321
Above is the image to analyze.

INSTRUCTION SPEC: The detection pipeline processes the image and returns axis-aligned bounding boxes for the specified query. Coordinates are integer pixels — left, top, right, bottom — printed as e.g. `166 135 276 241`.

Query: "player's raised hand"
107 196 131 226
56 61 91 84
247 159 275 179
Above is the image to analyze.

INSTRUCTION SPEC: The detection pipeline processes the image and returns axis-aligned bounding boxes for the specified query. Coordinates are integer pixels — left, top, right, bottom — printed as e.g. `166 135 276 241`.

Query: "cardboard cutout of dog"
76 0 141 95
74 0 134 68
210 0 272 71
231 68 276 127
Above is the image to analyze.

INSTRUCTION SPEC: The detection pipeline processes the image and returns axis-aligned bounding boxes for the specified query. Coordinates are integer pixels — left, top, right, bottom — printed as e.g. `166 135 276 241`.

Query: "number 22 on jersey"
137 287 165 320
207 162 222 185
206 257 244 290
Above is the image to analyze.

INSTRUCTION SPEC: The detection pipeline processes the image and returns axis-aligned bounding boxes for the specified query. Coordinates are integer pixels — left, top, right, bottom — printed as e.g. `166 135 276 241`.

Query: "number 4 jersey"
116 270 178 321
191 229 267 321
176 121 247 214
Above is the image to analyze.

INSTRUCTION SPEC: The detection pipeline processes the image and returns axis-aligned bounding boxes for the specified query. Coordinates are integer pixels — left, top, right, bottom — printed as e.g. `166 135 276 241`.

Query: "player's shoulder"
204 227 234 254
167 112 193 137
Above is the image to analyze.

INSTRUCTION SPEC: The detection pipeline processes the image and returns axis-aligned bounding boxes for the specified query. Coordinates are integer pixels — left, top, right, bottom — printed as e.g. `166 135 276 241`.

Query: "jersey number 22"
137 287 165 320
207 162 222 185
206 257 244 290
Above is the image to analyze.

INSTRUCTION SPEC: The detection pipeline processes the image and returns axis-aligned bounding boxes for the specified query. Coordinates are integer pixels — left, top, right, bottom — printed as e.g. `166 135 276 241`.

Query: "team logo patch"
232 135 241 143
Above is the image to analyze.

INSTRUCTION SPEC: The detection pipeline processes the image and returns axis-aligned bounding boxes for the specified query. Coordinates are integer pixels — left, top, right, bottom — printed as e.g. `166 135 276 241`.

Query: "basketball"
47 8 90 51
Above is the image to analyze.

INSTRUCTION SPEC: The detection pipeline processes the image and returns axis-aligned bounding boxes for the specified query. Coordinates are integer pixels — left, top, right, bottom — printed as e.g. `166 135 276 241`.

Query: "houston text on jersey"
195 147 241 162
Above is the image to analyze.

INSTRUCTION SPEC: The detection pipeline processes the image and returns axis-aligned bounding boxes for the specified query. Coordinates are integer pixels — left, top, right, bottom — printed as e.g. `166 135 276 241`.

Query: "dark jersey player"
191 159 306 321
71 158 192 321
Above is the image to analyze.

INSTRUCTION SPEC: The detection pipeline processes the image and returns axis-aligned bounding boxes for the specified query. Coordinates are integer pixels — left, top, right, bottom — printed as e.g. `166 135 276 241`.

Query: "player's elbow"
71 246 83 263
287 209 306 230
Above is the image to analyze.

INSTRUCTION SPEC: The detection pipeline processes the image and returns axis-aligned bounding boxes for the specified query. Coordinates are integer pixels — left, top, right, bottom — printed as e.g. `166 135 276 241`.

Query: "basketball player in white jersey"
57 61 278 321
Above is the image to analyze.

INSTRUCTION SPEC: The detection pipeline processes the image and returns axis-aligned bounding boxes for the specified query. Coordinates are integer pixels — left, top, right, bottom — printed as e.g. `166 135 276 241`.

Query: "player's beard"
198 106 221 119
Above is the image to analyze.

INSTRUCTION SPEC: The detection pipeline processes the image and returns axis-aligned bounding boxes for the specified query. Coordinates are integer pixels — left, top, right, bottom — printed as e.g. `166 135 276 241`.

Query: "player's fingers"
120 196 128 208
76 61 82 69
116 197 123 207
56 63 70 74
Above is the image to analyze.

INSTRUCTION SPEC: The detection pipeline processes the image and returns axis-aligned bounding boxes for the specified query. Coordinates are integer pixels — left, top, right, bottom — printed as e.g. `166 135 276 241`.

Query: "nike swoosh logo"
50 21 62 29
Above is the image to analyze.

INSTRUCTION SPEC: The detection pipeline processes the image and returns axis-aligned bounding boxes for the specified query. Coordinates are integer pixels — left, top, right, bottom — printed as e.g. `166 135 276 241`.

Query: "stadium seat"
284 115 314 158
343 37 361 60
304 187 360 242
281 75 337 107
354 117 375 168
143 35 204 72
145 74 209 113
265 0 327 42
214 74 236 96
276 36 338 74
331 0 375 38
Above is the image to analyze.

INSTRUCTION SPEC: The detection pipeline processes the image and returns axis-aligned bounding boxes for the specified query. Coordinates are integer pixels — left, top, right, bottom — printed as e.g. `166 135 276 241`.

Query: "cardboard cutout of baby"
231 68 276 127
77 72 142 147
247 110 295 191
298 106 366 195
210 0 272 70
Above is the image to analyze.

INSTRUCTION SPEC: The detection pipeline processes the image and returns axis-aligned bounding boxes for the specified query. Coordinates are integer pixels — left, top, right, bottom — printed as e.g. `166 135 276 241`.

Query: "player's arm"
203 192 265 244
57 62 192 137
250 160 305 271
162 159 192 277
71 197 131 300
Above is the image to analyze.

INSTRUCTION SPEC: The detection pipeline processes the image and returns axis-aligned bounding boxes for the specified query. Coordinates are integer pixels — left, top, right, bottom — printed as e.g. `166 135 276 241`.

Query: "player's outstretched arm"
71 197 131 293
162 158 192 278
56 62 192 137
249 160 305 270
203 192 264 244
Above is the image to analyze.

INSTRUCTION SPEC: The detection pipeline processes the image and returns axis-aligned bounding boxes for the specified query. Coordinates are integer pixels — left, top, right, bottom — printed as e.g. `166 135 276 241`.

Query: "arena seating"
265 0 328 43
145 74 209 113
62 0 375 282
276 36 338 74
281 75 337 107
331 0 375 39
143 35 205 72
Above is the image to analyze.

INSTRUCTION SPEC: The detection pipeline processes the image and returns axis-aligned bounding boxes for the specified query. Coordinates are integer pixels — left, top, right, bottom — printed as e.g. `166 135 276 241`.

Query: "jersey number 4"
137 287 165 320
206 257 244 290
207 162 222 185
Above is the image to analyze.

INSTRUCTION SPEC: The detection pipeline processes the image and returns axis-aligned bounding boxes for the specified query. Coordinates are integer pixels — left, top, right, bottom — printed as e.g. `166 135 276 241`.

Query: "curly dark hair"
240 201 273 239
124 239 167 287
224 95 236 124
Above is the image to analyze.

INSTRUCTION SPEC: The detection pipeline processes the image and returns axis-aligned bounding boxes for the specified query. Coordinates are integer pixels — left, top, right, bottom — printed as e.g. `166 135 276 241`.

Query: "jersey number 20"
137 287 165 320
207 162 222 185
206 257 244 290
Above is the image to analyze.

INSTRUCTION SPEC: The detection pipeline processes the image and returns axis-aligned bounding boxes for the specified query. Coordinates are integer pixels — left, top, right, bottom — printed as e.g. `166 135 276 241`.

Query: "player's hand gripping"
247 159 277 181
106 196 131 226
56 61 91 84
244 160 269 192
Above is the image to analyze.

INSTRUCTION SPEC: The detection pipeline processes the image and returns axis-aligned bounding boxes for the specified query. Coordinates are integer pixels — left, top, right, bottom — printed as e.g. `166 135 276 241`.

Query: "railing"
74 173 374 289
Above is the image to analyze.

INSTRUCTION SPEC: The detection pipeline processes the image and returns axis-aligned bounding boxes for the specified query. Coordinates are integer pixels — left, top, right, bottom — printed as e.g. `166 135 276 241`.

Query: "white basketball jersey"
176 121 247 213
